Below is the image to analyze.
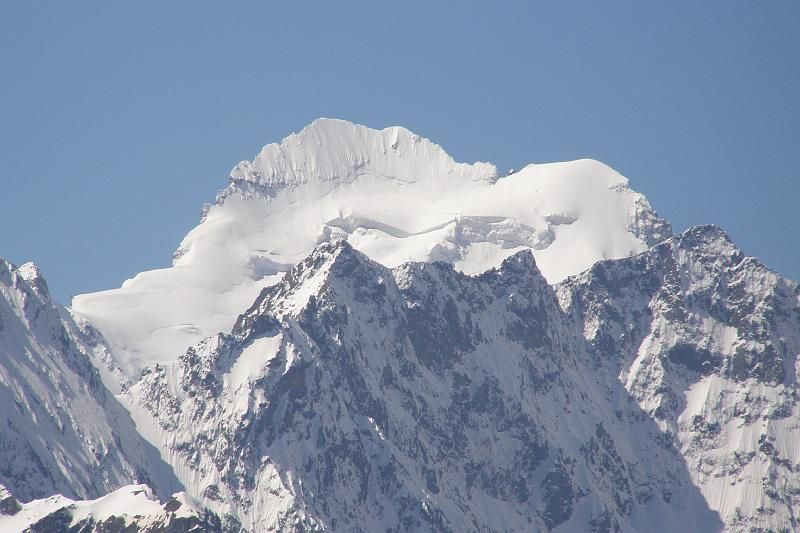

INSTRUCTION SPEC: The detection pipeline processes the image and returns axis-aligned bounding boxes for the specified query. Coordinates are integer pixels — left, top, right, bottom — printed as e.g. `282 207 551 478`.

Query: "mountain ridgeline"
1 120 798 532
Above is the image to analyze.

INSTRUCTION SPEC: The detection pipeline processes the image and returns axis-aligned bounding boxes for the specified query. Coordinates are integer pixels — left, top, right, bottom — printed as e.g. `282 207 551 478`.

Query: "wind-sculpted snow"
72 118 671 379
557 225 800 531
0 259 181 503
126 241 719 532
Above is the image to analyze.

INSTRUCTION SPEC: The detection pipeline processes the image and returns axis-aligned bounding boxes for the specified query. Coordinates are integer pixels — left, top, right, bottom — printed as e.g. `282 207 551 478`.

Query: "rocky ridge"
127 240 725 532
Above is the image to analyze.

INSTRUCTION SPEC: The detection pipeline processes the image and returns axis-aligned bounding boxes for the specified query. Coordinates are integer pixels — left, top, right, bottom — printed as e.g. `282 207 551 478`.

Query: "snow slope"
0 483 221 532
71 118 670 379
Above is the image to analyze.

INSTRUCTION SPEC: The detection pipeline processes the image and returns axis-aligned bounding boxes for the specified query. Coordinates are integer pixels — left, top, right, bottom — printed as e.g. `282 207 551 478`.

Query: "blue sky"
1 1 798 304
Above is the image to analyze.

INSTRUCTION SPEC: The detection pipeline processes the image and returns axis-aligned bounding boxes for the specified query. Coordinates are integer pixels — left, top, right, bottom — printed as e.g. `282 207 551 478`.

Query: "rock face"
127 241 723 532
557 225 800 531
0 259 180 503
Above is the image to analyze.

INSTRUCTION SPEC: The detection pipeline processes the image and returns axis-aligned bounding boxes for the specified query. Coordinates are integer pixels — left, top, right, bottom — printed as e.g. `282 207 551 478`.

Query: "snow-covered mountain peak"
493 247 540 279
1 259 54 330
17 261 43 283
234 239 376 324
674 223 741 260
226 118 498 196
16 261 50 300
72 118 672 378
6 147 799 530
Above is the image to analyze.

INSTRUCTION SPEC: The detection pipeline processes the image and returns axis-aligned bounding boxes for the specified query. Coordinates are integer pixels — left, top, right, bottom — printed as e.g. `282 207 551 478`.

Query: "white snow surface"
71 118 670 379
0 484 199 533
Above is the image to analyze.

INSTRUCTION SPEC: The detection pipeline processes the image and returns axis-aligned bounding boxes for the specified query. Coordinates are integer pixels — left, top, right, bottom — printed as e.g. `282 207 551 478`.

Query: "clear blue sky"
1 1 798 304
